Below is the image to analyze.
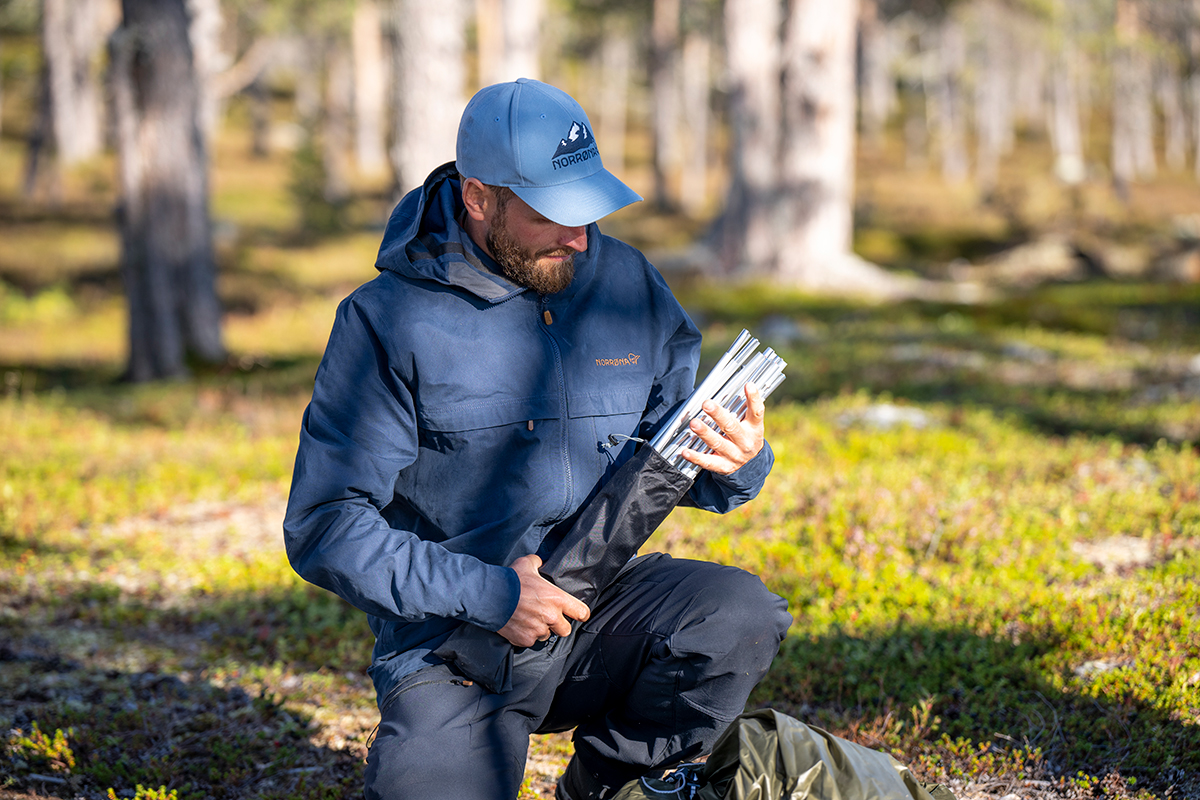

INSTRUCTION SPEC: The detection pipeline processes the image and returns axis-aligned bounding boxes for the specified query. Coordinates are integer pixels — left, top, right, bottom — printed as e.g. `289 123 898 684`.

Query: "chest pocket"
417 395 559 433
566 387 648 420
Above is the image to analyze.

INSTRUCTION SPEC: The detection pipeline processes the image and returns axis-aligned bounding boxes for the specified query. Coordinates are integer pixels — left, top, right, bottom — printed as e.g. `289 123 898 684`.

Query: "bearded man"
284 79 791 800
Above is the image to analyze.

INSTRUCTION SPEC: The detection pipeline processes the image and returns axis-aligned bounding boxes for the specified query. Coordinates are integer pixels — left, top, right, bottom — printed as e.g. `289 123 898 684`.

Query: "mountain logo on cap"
551 121 600 171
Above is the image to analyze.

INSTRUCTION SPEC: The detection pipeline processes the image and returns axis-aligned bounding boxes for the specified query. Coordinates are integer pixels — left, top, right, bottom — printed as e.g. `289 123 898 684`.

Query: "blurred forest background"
1 1 1199 800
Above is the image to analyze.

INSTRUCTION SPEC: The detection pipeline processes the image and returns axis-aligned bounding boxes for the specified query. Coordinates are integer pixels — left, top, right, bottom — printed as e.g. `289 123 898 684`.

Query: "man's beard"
485 206 576 296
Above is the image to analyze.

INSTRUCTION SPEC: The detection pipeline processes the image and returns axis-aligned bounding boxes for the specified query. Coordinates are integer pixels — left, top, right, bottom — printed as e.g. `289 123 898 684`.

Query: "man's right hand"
497 554 590 648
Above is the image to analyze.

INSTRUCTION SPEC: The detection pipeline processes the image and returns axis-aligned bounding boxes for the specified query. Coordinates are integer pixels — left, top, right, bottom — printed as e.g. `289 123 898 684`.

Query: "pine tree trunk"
1111 0 1155 198
679 29 711 216
475 0 504 85
186 0 226 139
1049 46 1085 185
714 0 911 296
651 0 680 209
324 41 353 204
42 0 106 165
973 1 1013 193
500 0 542 80
932 16 969 182
248 77 270 158
1157 60 1187 172
596 19 632 177
353 0 389 174
775 0 862 286
712 0 781 275
388 0 466 194
858 0 894 147
112 0 224 382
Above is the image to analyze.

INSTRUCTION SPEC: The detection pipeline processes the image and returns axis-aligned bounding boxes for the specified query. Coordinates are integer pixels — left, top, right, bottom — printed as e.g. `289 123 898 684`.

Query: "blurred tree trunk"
714 0 907 296
1049 45 1086 185
353 0 389 174
112 0 224 382
324 41 353 205
43 0 106 164
930 15 968 182
1193 0 1200 177
23 59 58 201
1111 0 1155 200
1157 61 1187 172
712 0 781 274
187 0 226 139
973 1 1014 193
388 0 466 194
476 0 542 83
501 0 542 79
858 0 894 147
678 27 711 216
248 76 271 158
651 0 680 209
596 17 632 176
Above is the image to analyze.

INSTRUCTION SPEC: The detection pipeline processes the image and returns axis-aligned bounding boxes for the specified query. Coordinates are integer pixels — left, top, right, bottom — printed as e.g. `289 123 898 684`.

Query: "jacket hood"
374 161 598 304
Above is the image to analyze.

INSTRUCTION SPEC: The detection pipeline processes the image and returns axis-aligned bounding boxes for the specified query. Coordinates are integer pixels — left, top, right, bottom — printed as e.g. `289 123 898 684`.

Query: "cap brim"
511 169 643 227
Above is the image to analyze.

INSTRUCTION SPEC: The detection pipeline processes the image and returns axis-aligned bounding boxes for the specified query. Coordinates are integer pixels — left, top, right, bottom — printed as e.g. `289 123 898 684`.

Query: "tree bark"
501 0 542 80
324 41 353 204
1048 45 1086 185
1156 59 1187 172
651 0 681 209
388 0 466 194
353 0 389 174
186 0 226 139
596 18 632 178
712 0 781 275
112 0 224 382
973 0 1014 193
858 0 895 147
931 15 969 182
679 28 711 216
1111 0 1155 198
775 0 860 278
475 0 542 84
42 0 106 165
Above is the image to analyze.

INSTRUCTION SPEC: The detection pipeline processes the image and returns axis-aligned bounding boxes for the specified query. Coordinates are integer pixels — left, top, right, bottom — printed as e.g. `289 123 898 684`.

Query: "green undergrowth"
654 398 1199 797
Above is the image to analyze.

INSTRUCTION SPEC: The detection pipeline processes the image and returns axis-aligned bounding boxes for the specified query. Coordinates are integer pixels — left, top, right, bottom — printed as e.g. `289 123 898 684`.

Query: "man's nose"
560 226 587 252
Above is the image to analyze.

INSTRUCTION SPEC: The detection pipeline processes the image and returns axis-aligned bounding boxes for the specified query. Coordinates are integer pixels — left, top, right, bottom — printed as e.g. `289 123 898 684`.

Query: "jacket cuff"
464 563 522 632
714 438 773 493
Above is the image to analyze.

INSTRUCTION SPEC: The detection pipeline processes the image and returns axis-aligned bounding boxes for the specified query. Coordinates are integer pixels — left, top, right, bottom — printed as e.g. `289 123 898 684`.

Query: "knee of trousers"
674 563 792 667
652 564 792 721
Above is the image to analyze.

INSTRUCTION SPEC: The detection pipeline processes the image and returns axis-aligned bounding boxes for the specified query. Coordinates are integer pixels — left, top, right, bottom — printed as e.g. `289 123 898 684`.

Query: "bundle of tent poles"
649 329 787 479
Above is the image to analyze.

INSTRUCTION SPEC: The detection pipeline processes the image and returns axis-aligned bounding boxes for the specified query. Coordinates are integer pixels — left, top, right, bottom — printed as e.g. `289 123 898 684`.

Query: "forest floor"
3 103 1200 800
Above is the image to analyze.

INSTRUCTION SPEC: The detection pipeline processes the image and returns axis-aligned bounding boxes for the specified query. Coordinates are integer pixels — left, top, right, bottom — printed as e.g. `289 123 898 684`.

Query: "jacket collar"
375 162 599 305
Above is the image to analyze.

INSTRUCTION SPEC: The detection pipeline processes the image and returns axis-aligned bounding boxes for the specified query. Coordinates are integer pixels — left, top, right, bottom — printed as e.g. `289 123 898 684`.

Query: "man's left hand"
679 382 765 475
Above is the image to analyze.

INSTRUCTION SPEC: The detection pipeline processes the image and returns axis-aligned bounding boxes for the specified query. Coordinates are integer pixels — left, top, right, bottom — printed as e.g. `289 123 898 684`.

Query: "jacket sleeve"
637 310 775 515
283 294 520 631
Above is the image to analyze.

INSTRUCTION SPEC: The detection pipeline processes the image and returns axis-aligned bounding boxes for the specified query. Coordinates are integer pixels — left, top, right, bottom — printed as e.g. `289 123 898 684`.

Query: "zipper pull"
543 309 553 325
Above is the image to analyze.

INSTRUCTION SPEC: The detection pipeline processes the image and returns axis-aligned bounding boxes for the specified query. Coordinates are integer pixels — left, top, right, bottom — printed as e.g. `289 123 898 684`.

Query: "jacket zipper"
539 295 573 521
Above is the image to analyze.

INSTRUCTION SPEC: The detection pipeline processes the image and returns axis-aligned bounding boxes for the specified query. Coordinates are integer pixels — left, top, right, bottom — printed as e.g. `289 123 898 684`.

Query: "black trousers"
363 553 792 800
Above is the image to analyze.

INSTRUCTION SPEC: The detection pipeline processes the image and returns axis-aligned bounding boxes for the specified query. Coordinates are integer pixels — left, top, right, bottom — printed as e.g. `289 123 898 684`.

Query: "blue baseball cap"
456 78 643 227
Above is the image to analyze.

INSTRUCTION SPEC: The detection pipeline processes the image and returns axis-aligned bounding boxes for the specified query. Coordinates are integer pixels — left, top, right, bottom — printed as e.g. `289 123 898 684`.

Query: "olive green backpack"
613 709 956 800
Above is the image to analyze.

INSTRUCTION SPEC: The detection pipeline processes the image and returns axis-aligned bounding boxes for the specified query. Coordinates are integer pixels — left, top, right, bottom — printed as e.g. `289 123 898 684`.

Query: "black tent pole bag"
432 444 694 693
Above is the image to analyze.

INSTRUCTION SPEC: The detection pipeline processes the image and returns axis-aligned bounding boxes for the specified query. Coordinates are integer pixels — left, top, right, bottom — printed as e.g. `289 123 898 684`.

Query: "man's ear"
461 178 491 223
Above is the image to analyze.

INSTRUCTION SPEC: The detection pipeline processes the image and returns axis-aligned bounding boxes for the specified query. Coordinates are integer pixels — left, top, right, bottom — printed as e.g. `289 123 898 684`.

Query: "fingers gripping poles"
648 330 786 478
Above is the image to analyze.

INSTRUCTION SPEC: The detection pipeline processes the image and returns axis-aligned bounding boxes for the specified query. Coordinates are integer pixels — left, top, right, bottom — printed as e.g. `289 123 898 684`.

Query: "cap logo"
551 121 599 171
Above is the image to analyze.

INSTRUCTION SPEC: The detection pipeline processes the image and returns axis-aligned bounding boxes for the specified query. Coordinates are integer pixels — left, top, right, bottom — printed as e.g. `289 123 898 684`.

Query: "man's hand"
679 382 766 475
497 554 590 648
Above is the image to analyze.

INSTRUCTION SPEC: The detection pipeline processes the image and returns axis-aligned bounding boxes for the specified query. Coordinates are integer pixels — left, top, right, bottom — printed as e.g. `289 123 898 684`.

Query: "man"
284 78 791 800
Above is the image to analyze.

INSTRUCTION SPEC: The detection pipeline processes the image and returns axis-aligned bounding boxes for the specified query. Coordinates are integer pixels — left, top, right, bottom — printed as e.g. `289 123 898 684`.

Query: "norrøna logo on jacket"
552 121 599 170
596 354 641 367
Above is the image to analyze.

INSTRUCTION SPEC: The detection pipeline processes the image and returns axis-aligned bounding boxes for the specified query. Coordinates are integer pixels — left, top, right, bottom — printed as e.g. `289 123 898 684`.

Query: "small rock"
838 403 932 430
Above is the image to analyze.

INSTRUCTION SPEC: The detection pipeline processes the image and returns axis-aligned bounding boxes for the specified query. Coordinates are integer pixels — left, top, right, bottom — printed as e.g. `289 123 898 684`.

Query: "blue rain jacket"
283 164 773 703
